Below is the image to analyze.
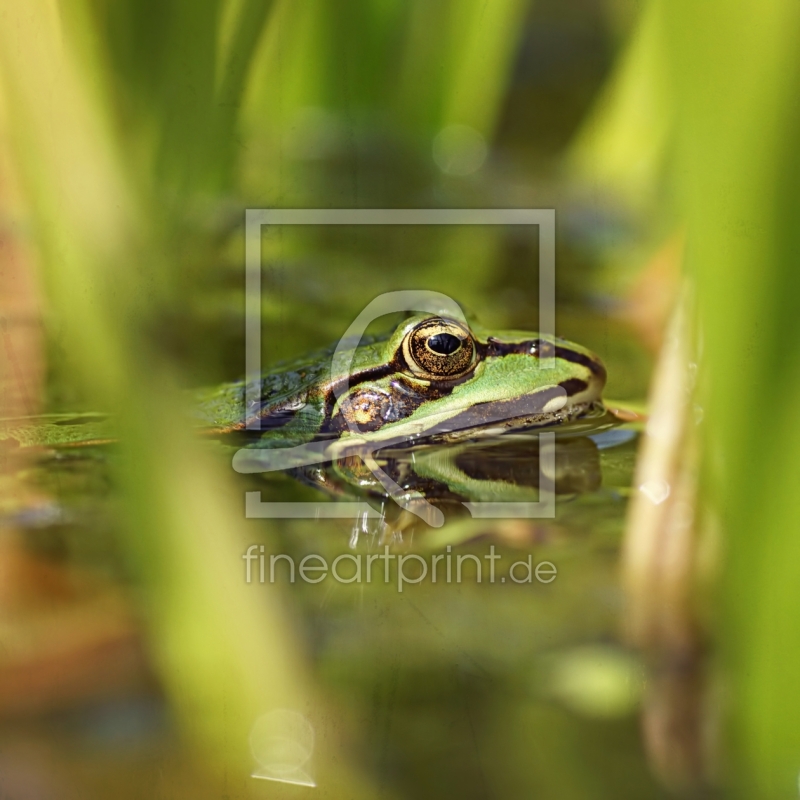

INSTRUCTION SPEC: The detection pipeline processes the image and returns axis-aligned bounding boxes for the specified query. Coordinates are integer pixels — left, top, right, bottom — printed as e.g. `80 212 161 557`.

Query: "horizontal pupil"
427 332 462 355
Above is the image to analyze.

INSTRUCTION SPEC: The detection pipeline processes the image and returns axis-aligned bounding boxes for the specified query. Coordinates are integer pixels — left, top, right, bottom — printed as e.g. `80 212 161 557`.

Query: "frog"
196 312 609 466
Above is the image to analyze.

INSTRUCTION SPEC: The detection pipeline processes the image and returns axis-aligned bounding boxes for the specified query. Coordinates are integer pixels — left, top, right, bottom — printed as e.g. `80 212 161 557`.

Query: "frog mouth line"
414 400 604 444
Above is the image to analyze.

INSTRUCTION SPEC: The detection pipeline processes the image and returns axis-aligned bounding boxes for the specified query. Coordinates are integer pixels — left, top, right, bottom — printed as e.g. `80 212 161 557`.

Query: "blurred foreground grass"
581 0 800 795
0 3 323 793
664 2 800 797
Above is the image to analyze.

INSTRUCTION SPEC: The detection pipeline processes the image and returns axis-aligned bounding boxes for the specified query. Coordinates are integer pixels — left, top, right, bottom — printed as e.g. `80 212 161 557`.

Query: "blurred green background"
0 0 799 798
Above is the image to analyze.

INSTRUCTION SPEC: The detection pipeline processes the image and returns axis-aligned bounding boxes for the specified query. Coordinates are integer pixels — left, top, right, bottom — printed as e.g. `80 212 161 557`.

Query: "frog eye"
402 317 476 380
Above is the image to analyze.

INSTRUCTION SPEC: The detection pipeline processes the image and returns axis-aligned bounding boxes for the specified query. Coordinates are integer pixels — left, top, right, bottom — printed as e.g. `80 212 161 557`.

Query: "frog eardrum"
402 317 476 380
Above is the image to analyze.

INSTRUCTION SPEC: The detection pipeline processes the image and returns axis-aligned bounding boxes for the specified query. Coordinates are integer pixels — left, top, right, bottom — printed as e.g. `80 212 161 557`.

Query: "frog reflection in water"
196 314 610 507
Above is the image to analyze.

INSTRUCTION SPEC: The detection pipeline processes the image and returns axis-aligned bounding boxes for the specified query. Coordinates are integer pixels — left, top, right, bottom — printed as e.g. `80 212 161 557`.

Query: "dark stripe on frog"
421 384 571 437
559 378 589 396
482 338 606 382
238 399 310 432
221 405 306 437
